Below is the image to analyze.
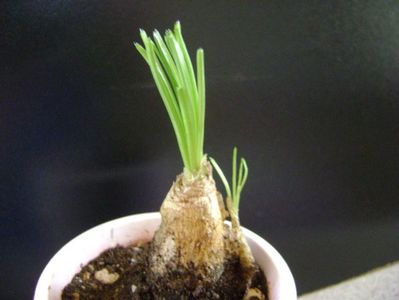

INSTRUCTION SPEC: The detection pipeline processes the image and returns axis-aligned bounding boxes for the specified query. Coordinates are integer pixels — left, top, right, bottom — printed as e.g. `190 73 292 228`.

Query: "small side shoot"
210 147 249 213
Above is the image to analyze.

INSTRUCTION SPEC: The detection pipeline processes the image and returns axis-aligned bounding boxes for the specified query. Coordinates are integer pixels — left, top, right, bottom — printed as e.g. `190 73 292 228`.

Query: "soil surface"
62 242 268 300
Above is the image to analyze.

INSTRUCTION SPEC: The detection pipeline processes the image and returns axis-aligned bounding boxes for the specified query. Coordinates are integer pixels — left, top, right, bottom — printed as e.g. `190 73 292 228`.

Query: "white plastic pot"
35 212 296 300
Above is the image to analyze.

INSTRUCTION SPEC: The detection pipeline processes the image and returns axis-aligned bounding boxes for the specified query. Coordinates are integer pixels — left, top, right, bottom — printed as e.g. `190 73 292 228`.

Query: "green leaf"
135 22 205 175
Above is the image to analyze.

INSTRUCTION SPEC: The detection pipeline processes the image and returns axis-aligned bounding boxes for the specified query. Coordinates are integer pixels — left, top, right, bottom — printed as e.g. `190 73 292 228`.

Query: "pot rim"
35 212 297 300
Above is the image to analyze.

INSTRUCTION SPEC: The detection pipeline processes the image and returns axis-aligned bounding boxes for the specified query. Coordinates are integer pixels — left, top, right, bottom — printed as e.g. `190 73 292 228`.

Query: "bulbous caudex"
149 162 226 292
148 161 264 299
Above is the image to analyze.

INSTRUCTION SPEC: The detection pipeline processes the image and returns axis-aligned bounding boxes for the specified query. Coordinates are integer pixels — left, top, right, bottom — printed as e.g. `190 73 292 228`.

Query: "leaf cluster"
135 22 205 175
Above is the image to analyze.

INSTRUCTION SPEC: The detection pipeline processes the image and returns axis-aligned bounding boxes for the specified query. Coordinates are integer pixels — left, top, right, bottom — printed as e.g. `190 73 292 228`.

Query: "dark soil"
62 242 268 300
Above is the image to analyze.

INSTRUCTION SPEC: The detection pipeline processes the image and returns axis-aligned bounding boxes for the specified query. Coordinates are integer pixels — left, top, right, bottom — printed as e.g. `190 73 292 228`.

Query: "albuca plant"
135 22 264 299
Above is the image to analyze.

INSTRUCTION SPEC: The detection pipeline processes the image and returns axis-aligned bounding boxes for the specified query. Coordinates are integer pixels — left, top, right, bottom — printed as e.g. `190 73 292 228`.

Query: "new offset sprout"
210 147 249 213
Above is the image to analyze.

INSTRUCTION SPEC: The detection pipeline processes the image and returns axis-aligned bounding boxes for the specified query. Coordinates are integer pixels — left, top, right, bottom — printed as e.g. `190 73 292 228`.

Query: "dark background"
1 1 399 299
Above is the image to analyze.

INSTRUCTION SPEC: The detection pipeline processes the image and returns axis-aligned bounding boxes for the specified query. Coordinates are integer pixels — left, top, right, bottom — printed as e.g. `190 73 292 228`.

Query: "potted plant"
35 22 296 300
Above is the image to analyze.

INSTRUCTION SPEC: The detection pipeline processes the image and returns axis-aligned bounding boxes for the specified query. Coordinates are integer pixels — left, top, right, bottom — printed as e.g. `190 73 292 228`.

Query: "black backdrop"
1 1 399 299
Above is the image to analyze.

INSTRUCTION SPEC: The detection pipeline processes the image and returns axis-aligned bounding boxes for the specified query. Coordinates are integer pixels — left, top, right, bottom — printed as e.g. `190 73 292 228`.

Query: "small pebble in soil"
94 268 120 284
245 287 266 300
82 272 90 280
